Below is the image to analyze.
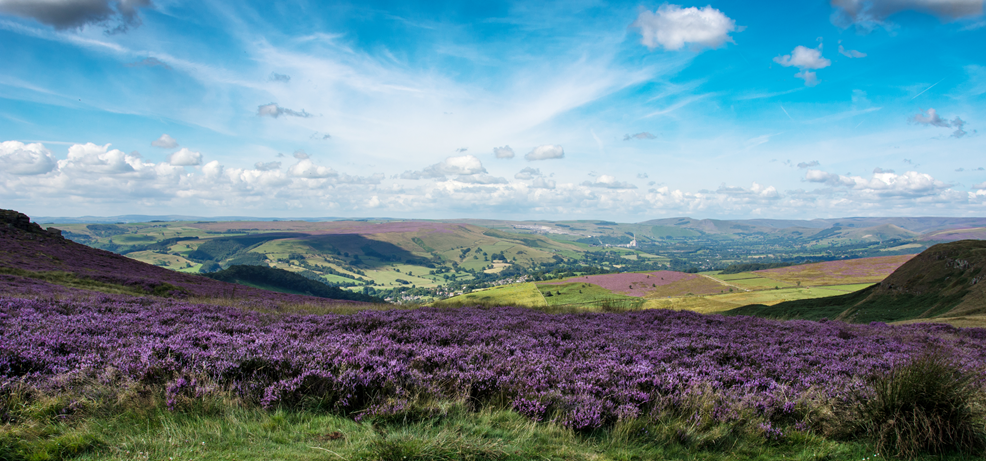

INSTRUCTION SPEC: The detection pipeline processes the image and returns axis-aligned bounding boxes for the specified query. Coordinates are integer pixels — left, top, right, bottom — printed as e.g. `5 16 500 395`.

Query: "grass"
839 352 986 460
2 384 926 461
437 283 547 308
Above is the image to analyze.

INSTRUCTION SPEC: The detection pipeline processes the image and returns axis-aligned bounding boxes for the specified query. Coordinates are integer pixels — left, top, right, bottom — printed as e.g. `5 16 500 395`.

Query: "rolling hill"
727 240 986 325
0 209 372 305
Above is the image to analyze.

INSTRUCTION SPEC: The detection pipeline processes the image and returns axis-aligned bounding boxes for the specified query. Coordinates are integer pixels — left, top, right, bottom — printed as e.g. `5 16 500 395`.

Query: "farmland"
41 216 985 303
445 255 915 315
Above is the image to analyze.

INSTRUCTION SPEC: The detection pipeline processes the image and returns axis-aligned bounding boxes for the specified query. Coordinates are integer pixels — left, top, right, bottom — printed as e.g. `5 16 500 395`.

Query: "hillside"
0 209 370 305
203 265 383 303
728 240 986 324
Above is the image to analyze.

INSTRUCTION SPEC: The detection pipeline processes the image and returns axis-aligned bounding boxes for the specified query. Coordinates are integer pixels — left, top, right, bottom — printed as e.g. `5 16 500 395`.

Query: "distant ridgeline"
728 240 986 324
203 265 383 303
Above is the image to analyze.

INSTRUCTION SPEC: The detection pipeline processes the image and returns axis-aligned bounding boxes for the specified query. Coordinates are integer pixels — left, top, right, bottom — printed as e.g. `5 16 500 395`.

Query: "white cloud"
805 168 949 197
716 182 781 199
514 167 542 180
401 155 487 179
974 181 986 189
60 142 137 174
151 134 178 148
493 145 515 159
775 45 831 87
838 44 867 58
257 103 312 118
254 161 281 171
831 0 985 31
631 4 738 51
454 174 508 185
0 141 57 175
525 145 565 161
288 159 336 178
292 150 310 160
167 148 202 166
530 177 556 189
581 174 637 189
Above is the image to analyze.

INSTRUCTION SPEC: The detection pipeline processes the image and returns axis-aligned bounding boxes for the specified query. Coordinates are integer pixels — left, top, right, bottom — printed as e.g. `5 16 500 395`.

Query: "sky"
0 0 984 221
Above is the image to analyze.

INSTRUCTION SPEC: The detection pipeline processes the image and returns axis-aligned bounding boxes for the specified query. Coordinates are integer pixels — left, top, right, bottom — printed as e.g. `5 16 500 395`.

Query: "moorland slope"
0 209 371 304
728 240 986 324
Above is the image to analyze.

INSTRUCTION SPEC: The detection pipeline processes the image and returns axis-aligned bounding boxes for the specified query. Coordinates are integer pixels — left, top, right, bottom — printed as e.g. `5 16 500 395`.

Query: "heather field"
3 289 986 459
754 255 916 286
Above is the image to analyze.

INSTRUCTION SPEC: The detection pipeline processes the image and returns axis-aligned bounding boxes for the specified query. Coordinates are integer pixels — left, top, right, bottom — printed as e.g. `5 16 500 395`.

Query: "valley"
42 215 986 305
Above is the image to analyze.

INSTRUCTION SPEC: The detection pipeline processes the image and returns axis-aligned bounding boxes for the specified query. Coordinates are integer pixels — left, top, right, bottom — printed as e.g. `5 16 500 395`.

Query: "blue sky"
1 0 984 220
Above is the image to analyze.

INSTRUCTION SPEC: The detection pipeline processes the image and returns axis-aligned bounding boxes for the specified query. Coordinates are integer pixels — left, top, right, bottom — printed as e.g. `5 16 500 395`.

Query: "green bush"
849 351 986 460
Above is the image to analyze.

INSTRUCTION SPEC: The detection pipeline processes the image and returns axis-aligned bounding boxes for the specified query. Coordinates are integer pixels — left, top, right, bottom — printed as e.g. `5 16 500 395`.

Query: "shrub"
849 351 986 460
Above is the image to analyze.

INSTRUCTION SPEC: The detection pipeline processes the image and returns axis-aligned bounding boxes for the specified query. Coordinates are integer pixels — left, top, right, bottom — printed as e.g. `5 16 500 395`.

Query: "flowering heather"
542 271 722 297
755 255 915 285
3 295 984 431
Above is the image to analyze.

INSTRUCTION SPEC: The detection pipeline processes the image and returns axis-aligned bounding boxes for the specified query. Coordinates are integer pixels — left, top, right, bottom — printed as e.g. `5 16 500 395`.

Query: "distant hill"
0 208 371 305
203 265 383 303
727 240 986 323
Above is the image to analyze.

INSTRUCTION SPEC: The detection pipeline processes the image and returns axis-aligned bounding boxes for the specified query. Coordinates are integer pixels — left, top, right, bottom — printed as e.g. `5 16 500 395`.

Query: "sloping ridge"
203 265 382 303
1 208 370 304
728 240 986 323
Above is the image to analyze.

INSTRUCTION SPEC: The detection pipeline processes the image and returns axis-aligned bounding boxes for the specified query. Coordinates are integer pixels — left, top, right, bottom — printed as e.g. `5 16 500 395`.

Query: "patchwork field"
446 255 913 314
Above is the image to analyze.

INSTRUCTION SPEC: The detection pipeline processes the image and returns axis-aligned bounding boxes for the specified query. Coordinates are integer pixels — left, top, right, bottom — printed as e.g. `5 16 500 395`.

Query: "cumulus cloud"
514 167 542 180
454 174 508 185
974 181 986 189
401 155 487 180
254 161 281 171
167 148 202 166
58 142 142 174
910 108 970 137
631 4 738 51
288 159 336 178
716 182 780 199
0 0 153 33
805 168 949 197
831 0 985 31
151 134 178 149
797 160 820 169
838 44 867 58
581 175 637 189
257 103 312 118
623 132 657 140
126 57 172 70
493 145 515 159
292 150 310 160
268 72 291 83
774 45 831 86
525 145 565 161
530 177 556 189
0 141 58 175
